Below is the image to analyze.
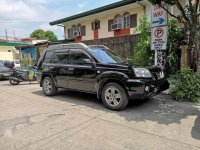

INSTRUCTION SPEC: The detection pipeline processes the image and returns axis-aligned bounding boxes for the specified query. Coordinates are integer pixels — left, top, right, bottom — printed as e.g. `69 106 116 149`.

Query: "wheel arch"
96 71 129 99
40 73 57 87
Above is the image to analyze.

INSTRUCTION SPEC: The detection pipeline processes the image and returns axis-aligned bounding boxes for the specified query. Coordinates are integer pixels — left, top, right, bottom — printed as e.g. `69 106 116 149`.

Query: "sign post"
151 4 167 27
151 4 168 68
151 26 168 50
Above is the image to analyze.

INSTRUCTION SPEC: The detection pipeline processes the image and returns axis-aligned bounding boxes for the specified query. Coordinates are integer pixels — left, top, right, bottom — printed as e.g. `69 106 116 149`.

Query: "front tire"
101 82 129 111
42 77 58 96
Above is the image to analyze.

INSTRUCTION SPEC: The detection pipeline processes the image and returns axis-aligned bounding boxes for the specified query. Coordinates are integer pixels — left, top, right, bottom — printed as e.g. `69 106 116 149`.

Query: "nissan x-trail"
36 43 169 110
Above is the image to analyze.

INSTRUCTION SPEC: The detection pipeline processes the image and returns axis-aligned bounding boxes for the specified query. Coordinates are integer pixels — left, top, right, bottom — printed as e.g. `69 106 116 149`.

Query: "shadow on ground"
0 79 8 81
0 81 38 86
32 89 200 140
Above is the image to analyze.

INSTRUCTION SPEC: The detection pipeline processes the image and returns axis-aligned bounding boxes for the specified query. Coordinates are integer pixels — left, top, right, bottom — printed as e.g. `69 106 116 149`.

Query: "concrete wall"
0 46 15 60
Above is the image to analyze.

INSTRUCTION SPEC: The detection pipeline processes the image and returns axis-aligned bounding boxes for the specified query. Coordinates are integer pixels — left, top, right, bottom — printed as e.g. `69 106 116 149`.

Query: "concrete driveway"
0 80 199 150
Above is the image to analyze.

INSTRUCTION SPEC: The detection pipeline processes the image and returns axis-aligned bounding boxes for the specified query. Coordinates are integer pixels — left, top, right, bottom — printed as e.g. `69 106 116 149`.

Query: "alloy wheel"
104 87 121 107
43 79 52 94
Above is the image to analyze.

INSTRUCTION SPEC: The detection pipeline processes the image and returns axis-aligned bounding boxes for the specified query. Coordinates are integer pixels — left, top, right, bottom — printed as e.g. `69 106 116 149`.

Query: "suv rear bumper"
0 72 12 79
126 78 170 99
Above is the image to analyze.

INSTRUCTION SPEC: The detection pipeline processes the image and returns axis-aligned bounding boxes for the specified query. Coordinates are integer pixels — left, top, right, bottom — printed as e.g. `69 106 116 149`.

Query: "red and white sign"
151 4 167 27
151 26 168 50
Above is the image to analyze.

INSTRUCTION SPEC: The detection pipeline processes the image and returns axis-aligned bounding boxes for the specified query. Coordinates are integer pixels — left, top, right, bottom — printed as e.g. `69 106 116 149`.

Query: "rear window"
44 50 54 63
0 60 4 66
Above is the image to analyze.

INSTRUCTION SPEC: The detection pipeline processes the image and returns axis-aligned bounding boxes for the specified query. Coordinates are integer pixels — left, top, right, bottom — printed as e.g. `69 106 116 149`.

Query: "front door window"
70 49 90 64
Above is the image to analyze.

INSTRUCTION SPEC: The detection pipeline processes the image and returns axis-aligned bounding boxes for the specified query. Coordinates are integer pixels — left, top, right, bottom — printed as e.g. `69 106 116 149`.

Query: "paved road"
0 80 199 150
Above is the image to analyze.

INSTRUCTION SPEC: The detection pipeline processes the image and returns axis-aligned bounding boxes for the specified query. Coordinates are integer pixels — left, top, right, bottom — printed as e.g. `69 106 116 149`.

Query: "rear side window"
54 52 69 64
44 50 54 63
0 60 4 66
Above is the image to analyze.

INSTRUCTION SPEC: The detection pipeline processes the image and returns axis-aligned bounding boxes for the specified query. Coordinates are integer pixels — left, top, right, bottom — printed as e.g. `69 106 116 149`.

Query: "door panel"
68 49 96 92
53 50 69 88
67 65 96 92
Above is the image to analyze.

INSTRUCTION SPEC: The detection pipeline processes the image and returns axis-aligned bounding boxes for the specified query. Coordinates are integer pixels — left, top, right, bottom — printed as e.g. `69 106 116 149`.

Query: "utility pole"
5 29 8 41
13 30 16 41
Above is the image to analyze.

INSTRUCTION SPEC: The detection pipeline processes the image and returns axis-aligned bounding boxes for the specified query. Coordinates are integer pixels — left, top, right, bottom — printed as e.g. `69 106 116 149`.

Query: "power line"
5 29 8 41
0 22 49 23
0 35 28 39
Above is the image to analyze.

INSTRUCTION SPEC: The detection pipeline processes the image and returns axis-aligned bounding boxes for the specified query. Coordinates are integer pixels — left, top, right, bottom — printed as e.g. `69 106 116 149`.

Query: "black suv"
36 43 169 110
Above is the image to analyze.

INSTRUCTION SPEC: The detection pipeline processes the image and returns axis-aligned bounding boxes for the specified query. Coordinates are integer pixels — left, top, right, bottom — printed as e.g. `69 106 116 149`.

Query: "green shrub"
127 15 154 67
170 68 200 102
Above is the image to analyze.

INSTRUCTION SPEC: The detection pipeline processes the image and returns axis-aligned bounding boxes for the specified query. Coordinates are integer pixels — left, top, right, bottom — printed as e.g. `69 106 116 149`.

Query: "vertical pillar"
180 45 189 69
155 50 166 68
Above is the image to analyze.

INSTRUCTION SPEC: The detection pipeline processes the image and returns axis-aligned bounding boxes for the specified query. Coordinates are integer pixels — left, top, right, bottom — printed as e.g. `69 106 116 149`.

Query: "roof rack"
47 42 88 50
88 45 109 50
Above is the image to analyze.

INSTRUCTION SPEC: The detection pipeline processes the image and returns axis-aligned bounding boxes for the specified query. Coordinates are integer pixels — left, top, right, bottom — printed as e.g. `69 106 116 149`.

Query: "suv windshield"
89 48 125 64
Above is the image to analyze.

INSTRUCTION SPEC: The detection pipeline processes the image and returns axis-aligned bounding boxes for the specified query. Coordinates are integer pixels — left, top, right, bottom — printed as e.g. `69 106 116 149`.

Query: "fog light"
145 86 150 92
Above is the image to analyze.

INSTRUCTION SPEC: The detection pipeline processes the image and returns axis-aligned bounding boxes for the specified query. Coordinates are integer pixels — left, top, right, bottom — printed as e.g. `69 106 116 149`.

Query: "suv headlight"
134 68 152 78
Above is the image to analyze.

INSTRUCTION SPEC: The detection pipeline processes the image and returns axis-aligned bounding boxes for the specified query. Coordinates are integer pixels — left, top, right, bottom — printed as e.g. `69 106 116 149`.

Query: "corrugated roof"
0 42 28 47
50 0 140 25
15 41 49 50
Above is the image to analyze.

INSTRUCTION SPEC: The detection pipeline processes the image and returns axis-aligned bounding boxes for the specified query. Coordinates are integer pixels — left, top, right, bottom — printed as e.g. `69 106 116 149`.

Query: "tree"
44 31 58 41
128 15 183 75
166 19 184 74
30 29 58 41
128 15 154 67
148 0 200 72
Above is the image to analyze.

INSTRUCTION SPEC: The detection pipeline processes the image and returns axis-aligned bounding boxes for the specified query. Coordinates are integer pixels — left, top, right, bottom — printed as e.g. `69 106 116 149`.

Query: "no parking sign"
151 26 168 50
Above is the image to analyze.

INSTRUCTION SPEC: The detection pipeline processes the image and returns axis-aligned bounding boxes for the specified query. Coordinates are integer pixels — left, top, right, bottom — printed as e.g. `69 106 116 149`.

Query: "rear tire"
42 77 58 96
101 82 129 111
9 78 19 85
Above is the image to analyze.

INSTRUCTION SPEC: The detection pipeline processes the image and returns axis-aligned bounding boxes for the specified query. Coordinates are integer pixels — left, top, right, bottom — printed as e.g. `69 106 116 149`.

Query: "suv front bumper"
126 78 170 99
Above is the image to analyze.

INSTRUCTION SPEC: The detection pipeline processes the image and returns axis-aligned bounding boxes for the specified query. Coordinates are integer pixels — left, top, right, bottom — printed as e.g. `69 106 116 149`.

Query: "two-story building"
50 0 152 57
50 0 195 57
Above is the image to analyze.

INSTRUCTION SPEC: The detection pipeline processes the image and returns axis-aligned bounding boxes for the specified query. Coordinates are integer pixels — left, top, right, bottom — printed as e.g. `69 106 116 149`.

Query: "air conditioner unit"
73 31 81 37
111 23 122 30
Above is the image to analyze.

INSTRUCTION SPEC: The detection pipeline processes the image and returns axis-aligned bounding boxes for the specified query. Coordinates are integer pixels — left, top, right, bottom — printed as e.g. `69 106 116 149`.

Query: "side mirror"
83 59 96 68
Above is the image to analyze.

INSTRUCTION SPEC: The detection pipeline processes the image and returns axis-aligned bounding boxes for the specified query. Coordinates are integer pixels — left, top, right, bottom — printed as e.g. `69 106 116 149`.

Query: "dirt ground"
0 80 199 150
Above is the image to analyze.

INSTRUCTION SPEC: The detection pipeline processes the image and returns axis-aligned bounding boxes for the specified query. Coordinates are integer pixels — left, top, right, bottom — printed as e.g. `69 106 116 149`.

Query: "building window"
72 25 77 37
109 13 137 31
68 24 86 38
110 14 123 30
77 24 81 36
70 24 83 37
123 12 130 29
91 20 100 30
114 14 123 26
